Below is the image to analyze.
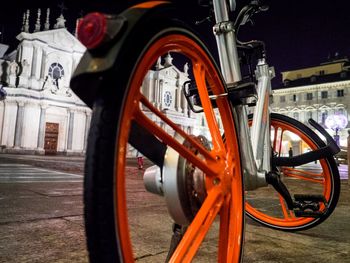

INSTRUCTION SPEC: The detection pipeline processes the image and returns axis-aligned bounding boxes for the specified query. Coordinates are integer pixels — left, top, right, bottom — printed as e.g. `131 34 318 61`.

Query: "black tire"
246 113 340 231
84 16 245 262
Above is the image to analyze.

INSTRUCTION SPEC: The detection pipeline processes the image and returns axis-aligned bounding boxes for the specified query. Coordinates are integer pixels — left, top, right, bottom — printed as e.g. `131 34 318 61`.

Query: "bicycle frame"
70 1 342 261
212 0 269 190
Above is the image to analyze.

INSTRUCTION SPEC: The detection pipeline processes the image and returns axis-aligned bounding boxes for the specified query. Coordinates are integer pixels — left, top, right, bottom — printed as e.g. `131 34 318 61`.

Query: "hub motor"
143 134 211 225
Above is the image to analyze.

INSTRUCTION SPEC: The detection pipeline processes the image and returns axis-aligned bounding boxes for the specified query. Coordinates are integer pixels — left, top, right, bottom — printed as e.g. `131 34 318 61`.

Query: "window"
293 112 299 120
322 112 328 124
319 70 325 76
280 96 285 103
337 89 344 97
306 93 313 100
48 63 64 80
163 91 173 107
292 94 297 102
321 91 328 99
307 111 313 120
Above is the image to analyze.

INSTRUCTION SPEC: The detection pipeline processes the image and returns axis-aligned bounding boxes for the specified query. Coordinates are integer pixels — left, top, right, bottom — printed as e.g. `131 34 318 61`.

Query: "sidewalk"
0 153 349 262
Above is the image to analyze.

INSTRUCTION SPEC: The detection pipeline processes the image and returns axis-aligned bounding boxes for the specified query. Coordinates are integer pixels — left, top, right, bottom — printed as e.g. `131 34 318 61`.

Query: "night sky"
1 0 350 87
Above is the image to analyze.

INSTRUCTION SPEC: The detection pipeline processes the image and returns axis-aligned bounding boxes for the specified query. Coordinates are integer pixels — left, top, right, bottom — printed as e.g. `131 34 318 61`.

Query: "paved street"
0 154 349 262
0 163 83 183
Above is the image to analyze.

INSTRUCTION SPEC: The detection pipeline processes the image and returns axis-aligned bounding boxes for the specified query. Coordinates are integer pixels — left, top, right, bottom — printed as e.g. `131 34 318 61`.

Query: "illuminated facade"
0 9 214 156
0 9 88 155
271 58 350 151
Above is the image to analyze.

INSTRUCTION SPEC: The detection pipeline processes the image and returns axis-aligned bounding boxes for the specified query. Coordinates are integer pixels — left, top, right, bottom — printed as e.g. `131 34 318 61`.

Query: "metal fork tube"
262 107 271 171
212 0 241 84
251 75 269 165
251 60 272 172
213 0 229 21
212 0 267 190
232 105 259 189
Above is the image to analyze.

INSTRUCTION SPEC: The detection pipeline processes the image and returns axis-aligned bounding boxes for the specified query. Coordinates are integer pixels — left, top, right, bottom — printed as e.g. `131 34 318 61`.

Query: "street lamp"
325 114 348 146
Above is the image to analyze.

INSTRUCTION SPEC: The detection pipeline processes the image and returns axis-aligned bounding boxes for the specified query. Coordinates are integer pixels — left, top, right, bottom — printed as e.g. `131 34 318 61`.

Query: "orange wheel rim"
114 34 243 261
246 118 333 228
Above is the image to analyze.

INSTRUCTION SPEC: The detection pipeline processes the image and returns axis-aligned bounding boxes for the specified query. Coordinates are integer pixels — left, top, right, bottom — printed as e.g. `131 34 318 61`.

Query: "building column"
40 50 47 79
67 110 75 151
14 101 25 148
83 112 91 152
37 104 47 151
31 46 37 77
154 79 159 108
158 80 163 109
181 89 187 114
175 88 181 112
35 47 43 80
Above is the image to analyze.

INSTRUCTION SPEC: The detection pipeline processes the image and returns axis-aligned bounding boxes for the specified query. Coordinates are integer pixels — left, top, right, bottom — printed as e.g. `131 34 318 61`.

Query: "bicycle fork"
212 0 339 218
230 59 339 218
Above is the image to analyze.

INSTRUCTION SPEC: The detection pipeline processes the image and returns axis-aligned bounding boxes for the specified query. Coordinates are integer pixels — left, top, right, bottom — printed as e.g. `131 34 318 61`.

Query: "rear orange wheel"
84 24 245 262
246 113 340 231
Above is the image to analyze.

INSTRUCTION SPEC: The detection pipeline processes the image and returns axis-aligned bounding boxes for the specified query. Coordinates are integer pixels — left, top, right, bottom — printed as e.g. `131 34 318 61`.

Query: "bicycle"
71 0 340 262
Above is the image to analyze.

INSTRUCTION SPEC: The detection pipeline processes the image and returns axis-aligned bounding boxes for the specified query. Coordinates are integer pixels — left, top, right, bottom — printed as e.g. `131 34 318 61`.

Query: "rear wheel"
246 113 340 231
85 24 245 262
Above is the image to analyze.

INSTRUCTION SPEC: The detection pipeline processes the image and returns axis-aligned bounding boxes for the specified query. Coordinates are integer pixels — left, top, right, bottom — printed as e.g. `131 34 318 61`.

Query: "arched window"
293 112 299 120
322 111 328 124
48 63 64 81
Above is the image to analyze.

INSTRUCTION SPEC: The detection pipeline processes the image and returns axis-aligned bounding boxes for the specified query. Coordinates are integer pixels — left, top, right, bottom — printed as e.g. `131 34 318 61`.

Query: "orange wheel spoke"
283 168 324 184
138 94 217 163
134 108 219 176
272 126 278 151
169 187 224 262
246 114 337 230
218 194 242 262
192 63 225 154
218 195 230 262
279 195 292 219
277 129 285 156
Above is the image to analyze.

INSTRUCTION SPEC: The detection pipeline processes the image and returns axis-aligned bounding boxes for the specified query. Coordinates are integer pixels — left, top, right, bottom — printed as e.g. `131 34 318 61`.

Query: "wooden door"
44 122 59 155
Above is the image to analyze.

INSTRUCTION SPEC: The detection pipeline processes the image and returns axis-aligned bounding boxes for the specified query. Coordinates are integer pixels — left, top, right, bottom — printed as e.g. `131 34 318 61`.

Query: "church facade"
0 9 89 155
0 9 213 156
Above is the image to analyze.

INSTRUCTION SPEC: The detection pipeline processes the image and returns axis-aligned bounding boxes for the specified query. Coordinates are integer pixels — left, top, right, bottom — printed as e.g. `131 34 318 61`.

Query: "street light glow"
325 114 348 130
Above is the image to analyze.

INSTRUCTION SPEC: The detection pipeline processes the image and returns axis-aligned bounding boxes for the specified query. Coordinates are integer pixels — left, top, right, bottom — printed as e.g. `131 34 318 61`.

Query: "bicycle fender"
70 1 172 108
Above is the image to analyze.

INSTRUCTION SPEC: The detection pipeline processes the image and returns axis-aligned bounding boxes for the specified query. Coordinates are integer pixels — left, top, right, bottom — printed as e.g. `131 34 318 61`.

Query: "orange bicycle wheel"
84 24 245 262
246 113 340 231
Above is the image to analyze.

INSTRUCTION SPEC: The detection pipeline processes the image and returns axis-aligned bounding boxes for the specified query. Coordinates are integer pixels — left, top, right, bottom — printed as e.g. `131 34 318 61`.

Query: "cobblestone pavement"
0 154 349 262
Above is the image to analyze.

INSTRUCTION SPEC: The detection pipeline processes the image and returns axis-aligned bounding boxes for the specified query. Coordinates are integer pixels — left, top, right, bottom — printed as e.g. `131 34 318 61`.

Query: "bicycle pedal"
293 194 328 218
294 210 325 218
294 194 327 203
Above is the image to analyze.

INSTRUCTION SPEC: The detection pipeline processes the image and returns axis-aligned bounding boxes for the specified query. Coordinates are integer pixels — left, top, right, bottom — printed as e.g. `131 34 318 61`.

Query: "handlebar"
233 1 269 34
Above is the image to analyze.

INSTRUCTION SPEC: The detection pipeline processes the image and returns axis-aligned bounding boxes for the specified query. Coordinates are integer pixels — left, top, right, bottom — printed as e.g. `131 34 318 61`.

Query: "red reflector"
77 12 107 49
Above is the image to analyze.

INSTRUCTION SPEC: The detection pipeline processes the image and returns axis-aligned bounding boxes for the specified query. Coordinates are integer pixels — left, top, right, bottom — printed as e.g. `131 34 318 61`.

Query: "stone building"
271 57 350 148
0 9 214 156
0 9 88 155
141 54 212 139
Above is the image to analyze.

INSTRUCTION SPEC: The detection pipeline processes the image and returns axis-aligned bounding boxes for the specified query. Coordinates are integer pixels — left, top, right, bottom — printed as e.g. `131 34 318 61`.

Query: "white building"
0 9 89 155
272 57 350 147
141 54 213 140
0 9 215 156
